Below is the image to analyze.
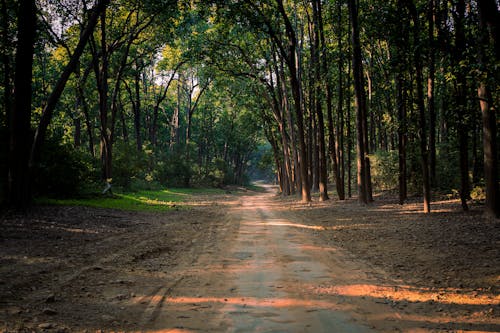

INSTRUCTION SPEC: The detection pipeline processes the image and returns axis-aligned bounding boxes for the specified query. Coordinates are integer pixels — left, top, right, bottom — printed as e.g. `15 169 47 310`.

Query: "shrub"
112 142 149 189
156 151 193 187
370 150 399 191
34 138 98 197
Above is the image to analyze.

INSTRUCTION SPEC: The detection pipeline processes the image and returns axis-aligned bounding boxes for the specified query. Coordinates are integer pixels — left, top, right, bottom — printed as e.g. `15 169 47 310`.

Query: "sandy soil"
0 187 499 332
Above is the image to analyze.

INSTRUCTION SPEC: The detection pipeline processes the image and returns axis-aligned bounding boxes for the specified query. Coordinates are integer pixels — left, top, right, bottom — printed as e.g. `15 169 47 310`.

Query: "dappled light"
313 283 500 306
165 296 338 309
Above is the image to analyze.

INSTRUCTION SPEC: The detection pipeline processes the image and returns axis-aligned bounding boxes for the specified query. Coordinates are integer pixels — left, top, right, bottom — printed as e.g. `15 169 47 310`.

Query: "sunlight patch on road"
165 296 339 310
313 284 500 306
143 329 196 333
371 312 500 329
243 219 326 230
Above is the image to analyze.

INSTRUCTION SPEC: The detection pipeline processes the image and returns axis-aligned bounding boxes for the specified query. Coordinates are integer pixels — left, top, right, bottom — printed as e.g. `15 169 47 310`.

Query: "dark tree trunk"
324 0 344 200
277 0 310 202
348 0 369 204
1 0 11 129
93 9 112 182
397 75 407 205
477 0 500 218
279 58 299 194
428 0 437 186
405 0 431 213
7 0 36 209
312 0 328 201
346 43 352 198
454 0 470 211
133 67 142 152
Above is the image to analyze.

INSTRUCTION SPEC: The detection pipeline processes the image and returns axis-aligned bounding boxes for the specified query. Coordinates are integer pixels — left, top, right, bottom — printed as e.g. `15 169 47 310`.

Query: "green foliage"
34 137 99 197
155 150 194 188
435 140 461 192
112 142 152 189
370 150 399 191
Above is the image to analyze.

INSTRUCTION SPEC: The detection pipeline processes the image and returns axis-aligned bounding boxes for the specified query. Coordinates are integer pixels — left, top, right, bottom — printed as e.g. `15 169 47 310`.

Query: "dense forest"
1 0 499 216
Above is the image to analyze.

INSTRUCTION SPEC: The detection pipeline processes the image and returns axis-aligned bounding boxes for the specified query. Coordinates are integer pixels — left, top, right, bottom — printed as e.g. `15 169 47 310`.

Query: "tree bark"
1 0 11 130
427 0 437 186
397 74 407 205
276 0 311 202
312 0 328 201
348 0 369 204
477 0 500 218
454 0 470 211
7 0 37 209
405 0 431 213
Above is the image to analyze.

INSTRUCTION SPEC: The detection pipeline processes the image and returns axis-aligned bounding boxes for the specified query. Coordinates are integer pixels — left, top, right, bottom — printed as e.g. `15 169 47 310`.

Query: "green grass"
38 188 226 212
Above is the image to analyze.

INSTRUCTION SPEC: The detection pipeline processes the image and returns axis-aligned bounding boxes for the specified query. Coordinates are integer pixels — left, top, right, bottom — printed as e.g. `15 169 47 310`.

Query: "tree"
477 0 500 218
7 0 37 209
348 0 371 204
404 0 431 213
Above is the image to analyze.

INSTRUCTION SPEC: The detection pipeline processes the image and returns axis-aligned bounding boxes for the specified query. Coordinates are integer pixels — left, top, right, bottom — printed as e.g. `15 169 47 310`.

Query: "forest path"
147 187 383 332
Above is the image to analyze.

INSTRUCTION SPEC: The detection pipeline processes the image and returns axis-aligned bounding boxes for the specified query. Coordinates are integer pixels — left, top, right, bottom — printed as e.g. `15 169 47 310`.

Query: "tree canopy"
1 0 499 217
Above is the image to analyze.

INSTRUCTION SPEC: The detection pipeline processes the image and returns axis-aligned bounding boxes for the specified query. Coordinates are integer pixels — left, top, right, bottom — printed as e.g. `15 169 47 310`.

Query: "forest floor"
0 186 499 332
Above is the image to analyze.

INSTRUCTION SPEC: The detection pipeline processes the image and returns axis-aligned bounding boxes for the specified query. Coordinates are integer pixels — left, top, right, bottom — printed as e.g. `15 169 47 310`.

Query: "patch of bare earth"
1 189 499 332
0 194 240 332
279 194 500 332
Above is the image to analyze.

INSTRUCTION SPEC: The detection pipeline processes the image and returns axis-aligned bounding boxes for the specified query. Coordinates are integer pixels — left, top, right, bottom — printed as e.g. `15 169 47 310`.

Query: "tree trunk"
279 58 299 194
397 74 407 205
454 0 470 211
427 0 437 186
133 66 142 152
346 43 352 198
477 0 500 218
1 0 11 130
94 9 112 182
277 0 310 202
348 0 369 204
312 0 328 201
30 0 109 167
7 0 36 209
406 0 431 213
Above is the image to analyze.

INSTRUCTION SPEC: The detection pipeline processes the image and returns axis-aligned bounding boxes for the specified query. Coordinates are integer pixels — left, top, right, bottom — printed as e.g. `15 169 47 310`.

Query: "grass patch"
244 183 268 192
37 188 226 212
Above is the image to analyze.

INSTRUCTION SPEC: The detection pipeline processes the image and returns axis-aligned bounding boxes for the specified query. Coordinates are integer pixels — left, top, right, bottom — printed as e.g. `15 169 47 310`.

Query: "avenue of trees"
1 0 499 217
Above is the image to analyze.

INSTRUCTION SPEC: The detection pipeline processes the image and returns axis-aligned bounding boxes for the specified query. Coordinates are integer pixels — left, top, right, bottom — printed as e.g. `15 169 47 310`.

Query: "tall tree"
312 0 328 201
348 0 370 204
7 0 37 209
405 0 431 213
477 0 500 218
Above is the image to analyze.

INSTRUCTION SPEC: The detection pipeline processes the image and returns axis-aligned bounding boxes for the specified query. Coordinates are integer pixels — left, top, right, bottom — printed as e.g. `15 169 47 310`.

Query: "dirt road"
1 186 499 332
145 190 379 332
